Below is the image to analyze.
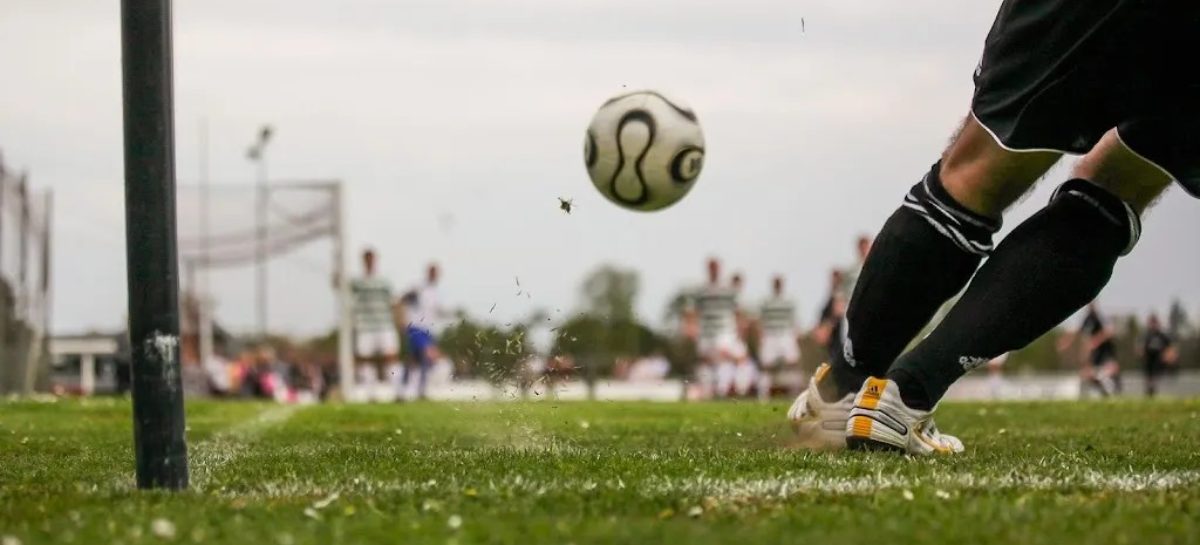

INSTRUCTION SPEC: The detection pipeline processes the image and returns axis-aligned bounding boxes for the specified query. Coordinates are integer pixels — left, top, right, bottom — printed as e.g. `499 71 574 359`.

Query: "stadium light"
120 0 189 489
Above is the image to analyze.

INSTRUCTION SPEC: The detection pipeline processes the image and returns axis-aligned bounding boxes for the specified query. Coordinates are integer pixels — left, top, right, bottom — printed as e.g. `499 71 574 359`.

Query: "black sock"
888 179 1141 409
824 162 999 400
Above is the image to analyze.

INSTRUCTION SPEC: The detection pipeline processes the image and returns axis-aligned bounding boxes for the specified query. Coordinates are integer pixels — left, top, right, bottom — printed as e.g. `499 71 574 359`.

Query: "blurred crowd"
49 235 1194 402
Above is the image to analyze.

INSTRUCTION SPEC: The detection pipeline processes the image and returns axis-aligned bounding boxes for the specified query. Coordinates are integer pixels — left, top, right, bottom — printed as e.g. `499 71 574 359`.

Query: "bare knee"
938 116 1061 218
1072 129 1172 213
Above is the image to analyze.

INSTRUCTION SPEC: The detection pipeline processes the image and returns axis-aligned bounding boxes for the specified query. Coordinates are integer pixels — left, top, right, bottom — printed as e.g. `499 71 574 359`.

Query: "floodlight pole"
121 0 189 490
248 126 272 341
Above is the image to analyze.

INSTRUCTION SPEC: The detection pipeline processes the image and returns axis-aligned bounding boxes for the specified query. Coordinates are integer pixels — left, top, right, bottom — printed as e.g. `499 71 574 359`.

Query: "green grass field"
2 398 1199 545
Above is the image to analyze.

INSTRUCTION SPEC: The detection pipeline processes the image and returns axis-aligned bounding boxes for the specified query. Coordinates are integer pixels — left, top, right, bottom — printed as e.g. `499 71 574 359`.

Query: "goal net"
174 180 352 395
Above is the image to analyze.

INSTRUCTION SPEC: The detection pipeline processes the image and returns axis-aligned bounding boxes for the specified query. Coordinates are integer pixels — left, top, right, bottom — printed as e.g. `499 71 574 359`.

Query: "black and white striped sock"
826 161 999 400
888 178 1140 409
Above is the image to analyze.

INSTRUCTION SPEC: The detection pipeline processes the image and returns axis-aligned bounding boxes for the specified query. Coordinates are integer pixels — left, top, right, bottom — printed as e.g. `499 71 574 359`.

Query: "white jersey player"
684 259 744 398
728 272 757 397
401 263 445 400
757 276 802 398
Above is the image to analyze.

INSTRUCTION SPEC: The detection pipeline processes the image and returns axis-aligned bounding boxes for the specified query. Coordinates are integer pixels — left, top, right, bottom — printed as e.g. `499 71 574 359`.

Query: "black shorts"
1090 346 1117 367
972 0 1200 197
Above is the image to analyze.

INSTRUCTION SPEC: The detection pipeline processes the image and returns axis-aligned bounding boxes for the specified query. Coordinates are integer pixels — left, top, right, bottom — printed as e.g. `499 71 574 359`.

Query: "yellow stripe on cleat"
849 416 873 438
859 377 887 410
813 363 831 383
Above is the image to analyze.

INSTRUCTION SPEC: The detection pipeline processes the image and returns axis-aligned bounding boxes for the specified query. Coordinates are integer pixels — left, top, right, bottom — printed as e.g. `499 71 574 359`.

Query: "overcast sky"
2 0 1197 341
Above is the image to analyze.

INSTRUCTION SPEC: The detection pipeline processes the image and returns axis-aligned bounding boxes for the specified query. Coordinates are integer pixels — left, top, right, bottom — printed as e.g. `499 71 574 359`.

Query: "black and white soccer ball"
583 91 705 212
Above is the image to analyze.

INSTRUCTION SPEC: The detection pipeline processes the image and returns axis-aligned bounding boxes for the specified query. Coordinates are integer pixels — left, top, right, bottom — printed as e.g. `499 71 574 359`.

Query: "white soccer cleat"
845 376 964 455
787 363 854 451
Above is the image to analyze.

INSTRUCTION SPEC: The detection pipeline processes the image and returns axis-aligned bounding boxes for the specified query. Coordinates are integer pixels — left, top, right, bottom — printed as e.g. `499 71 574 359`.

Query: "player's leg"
714 338 738 398
756 337 781 401
885 129 1171 414
380 330 403 401
417 342 438 400
784 341 803 396
824 115 1059 401
848 0 1200 451
1093 361 1115 398
1145 360 1160 398
352 332 383 401
1079 353 1098 399
693 338 716 399
756 351 773 402
1100 358 1121 396
792 118 1054 450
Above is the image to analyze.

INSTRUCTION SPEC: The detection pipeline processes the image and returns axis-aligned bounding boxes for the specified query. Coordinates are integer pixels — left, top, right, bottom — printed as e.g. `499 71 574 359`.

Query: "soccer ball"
583 90 705 211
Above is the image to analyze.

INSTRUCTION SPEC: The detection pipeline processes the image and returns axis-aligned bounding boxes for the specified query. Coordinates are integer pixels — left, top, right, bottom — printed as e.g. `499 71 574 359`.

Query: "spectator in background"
204 352 234 397
1139 313 1177 397
627 352 670 383
238 348 269 399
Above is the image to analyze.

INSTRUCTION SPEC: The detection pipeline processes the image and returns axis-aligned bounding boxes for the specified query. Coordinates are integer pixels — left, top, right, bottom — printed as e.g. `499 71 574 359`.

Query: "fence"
0 153 53 394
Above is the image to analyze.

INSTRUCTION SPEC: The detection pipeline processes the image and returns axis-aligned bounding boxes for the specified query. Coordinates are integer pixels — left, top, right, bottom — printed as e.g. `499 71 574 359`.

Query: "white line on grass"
189 405 302 491
227 469 1200 500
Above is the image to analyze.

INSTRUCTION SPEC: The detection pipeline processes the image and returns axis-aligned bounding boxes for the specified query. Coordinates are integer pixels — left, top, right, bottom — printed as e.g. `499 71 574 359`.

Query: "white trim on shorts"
1112 127 1178 183
969 110 1072 155
972 110 1193 198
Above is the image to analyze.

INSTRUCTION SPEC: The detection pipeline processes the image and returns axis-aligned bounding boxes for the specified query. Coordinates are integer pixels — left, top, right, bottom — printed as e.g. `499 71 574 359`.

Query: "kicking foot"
845 376 964 455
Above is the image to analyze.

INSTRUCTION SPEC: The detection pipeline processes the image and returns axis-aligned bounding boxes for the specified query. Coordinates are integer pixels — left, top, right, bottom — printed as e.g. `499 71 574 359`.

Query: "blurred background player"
402 263 445 400
728 272 757 397
730 272 752 347
812 268 846 360
1061 301 1121 397
682 258 739 399
1139 313 1177 398
757 275 802 400
349 248 399 400
813 237 870 365
839 235 873 304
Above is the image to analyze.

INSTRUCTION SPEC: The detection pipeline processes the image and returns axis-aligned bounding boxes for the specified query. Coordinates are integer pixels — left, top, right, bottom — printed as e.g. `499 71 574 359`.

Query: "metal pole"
198 119 213 370
257 156 268 339
121 0 188 490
